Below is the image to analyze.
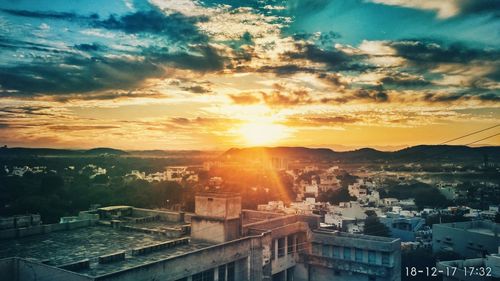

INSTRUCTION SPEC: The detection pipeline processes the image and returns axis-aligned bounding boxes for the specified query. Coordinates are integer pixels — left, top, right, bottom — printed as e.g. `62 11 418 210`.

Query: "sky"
0 0 499 151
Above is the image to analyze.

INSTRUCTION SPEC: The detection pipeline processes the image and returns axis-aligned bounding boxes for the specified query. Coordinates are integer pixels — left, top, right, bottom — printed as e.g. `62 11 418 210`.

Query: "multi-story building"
0 192 401 281
380 214 428 242
437 252 500 281
433 220 500 258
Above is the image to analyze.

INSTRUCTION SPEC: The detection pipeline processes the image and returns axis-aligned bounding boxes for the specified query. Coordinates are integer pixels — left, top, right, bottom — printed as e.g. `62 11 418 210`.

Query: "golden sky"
0 0 499 150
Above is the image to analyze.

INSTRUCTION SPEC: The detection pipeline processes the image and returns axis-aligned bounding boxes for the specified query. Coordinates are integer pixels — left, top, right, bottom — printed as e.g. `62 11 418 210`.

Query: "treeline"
0 172 193 223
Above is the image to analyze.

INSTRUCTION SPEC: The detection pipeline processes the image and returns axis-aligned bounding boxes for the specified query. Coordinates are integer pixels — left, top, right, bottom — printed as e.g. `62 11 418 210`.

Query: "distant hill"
222 145 500 163
83 147 128 155
0 147 127 156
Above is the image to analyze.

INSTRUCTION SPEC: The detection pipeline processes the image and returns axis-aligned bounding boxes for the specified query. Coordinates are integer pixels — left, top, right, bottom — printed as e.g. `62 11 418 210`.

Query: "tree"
364 216 390 237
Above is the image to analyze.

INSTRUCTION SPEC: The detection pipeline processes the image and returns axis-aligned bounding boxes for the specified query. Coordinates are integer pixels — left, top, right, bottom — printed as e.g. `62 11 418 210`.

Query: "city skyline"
0 0 499 150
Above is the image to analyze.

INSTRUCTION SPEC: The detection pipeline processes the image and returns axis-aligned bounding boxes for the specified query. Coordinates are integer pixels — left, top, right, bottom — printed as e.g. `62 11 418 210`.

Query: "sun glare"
238 122 290 146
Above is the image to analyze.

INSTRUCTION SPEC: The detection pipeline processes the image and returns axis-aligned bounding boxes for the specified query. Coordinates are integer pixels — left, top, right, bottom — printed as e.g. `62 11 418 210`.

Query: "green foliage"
384 182 450 209
318 187 356 205
363 215 390 237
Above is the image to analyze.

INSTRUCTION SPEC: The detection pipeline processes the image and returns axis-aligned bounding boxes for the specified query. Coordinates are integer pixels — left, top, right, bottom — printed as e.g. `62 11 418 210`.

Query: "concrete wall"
94 233 271 281
0 219 95 240
0 258 92 281
132 208 184 222
191 217 240 243
195 194 241 219
433 221 500 258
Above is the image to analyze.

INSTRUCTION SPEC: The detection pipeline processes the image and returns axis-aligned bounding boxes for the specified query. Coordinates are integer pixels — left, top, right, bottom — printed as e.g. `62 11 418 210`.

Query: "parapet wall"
0 219 95 240
131 208 184 222
0 257 92 281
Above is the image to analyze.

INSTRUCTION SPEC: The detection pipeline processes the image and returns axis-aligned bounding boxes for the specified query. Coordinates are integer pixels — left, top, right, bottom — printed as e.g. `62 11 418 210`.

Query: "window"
355 249 363 262
271 240 276 260
227 262 235 281
382 253 390 265
322 245 330 257
312 243 321 255
368 251 376 264
219 265 226 281
343 247 351 260
193 269 214 281
175 278 187 281
369 276 376 281
286 267 294 281
278 238 285 257
333 246 340 258
288 235 294 254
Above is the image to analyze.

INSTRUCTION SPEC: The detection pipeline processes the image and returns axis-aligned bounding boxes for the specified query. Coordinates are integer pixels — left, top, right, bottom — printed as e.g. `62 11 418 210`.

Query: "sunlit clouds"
0 0 499 150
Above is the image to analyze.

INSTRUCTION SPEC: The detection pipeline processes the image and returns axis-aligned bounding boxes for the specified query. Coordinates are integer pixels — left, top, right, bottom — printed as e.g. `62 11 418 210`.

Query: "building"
305 230 401 281
432 220 500 258
380 214 428 242
437 252 500 281
0 193 401 281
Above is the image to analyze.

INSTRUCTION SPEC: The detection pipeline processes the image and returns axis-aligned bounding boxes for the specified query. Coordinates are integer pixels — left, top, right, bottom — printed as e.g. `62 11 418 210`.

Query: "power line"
438 124 499 145
463 132 500 146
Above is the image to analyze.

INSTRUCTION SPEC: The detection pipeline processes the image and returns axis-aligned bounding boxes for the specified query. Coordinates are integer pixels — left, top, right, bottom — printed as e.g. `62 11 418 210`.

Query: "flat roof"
0 224 214 277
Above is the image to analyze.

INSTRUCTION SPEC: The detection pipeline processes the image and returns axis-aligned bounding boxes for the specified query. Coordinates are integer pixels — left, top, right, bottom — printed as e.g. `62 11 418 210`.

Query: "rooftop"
0 223 213 277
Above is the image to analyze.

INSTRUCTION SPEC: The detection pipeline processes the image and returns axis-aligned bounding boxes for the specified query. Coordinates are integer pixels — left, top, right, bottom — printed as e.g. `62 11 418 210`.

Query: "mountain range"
0 145 498 163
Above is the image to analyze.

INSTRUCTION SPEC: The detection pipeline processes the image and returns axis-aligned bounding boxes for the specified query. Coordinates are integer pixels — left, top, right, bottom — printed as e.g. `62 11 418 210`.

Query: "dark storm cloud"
180 85 212 94
0 43 226 96
0 36 71 54
284 43 367 71
0 106 52 117
380 73 431 88
147 45 227 72
477 92 500 102
0 9 98 20
389 40 498 65
96 10 208 43
74 43 102 52
0 55 163 96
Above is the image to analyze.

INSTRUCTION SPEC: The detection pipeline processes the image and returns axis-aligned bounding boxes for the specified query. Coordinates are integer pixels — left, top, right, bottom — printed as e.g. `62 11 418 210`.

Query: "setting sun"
238 122 290 146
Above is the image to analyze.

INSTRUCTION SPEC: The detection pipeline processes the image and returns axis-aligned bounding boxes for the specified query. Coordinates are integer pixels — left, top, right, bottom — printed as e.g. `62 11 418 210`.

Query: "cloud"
284 115 361 127
388 40 497 65
284 43 368 71
229 93 261 105
147 44 227 72
96 9 208 43
0 54 164 96
380 72 431 88
74 43 102 52
368 0 500 19
0 9 98 20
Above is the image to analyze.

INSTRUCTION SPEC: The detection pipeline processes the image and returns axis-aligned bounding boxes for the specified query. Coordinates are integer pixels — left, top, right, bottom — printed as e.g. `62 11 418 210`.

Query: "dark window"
287 235 294 254
193 269 214 281
382 253 390 265
333 246 340 258
368 251 376 263
278 238 285 257
286 267 294 281
355 249 363 262
343 247 351 260
272 240 276 260
219 264 226 281
322 245 330 257
176 278 188 281
227 262 235 281
369 276 376 281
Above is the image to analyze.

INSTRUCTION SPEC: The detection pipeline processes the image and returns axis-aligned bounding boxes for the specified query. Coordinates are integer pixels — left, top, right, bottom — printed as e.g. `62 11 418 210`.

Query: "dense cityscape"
1 0 499 280
0 145 499 280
